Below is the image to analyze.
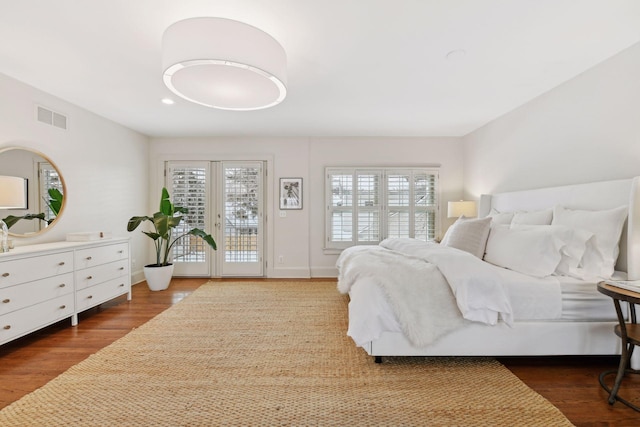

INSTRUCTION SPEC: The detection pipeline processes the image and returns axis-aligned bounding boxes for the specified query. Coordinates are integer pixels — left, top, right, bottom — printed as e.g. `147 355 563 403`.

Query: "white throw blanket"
337 245 466 347
337 239 514 348
381 238 513 326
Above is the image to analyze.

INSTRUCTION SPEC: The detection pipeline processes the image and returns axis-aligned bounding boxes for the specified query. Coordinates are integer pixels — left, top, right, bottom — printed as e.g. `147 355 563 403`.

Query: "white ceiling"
1 0 639 138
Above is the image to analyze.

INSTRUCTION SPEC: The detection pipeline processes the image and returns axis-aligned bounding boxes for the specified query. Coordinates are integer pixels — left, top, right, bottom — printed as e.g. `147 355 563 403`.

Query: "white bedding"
379 238 514 325
338 238 618 350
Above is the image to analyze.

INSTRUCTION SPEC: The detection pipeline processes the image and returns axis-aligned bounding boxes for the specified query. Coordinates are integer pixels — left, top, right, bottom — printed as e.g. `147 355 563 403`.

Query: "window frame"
325 167 440 250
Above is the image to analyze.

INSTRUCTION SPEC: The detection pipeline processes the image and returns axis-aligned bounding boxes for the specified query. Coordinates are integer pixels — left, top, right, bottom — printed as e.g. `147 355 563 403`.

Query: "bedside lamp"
0 175 28 252
447 200 476 218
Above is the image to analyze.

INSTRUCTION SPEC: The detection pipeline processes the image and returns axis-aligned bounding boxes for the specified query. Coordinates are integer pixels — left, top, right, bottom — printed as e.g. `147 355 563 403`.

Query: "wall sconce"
447 200 477 218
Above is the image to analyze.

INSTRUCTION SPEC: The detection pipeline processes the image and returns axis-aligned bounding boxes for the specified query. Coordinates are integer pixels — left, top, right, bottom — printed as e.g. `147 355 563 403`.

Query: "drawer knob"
58 262 65 266
118 250 124 254
86 256 92 260
119 267 125 271
87 276 93 280
87 295 93 299
1 272 9 277
119 283 125 287
59 283 66 288
2 299 10 304
3 325 10 330
60 305 66 310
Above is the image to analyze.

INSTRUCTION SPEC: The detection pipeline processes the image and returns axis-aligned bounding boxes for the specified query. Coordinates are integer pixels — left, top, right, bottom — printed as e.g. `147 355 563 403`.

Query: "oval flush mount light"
162 17 287 111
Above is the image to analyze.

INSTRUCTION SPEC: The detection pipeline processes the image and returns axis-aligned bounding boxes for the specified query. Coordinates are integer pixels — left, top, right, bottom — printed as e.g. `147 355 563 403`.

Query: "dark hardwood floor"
1 278 640 426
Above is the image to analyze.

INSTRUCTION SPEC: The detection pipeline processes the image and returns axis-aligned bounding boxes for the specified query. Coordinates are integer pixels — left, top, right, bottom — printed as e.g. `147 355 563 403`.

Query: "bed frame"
365 177 640 364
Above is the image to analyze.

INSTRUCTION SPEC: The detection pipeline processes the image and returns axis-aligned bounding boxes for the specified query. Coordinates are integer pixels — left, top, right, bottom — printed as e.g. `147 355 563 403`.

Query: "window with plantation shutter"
326 167 439 249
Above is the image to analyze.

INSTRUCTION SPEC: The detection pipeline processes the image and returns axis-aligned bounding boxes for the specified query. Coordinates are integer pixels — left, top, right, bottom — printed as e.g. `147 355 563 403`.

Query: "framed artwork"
279 178 302 210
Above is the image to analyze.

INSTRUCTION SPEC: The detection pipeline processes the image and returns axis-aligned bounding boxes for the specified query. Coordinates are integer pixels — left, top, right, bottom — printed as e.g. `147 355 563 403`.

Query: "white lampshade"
0 176 27 209
447 200 476 218
162 17 287 111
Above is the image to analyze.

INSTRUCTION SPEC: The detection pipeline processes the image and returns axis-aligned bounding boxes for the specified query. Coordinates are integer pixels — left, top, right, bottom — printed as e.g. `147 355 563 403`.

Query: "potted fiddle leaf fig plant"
127 187 217 291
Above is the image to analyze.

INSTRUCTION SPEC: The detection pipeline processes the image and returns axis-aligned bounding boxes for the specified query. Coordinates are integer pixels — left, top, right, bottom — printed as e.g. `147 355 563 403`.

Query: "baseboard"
131 270 145 285
269 267 311 278
310 267 338 278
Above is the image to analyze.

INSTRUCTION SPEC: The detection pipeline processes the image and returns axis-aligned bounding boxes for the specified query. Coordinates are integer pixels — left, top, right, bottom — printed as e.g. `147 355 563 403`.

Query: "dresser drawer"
76 278 129 311
0 273 74 316
75 259 128 290
74 243 128 270
0 251 74 289
0 293 75 345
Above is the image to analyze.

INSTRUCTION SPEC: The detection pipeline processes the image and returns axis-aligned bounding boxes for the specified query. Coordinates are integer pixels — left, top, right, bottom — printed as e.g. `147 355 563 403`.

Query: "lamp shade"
0 176 27 209
162 17 287 111
447 200 476 218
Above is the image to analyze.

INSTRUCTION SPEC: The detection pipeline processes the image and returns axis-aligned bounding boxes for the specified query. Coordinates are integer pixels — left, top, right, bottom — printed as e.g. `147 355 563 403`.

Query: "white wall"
463 42 640 198
0 72 150 284
150 136 464 278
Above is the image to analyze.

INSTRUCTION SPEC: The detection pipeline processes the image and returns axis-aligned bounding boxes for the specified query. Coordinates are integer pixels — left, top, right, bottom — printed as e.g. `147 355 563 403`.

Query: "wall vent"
36 105 68 130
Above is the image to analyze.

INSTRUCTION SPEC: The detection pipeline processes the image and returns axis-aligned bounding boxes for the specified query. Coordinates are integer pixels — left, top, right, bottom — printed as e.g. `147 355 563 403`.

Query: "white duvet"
337 238 562 348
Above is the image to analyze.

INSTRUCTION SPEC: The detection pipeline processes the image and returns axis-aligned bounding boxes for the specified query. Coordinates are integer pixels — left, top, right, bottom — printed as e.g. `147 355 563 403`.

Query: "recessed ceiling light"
161 98 175 105
445 49 467 60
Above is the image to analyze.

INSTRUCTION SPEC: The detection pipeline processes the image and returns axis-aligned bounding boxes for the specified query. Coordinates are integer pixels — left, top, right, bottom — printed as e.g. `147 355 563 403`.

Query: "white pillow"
510 224 595 276
552 205 628 279
488 208 514 225
511 209 553 226
441 216 491 259
484 225 564 278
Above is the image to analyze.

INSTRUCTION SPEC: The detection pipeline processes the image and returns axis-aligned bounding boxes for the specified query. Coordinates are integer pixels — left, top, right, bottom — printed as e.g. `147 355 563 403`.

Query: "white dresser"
0 238 131 345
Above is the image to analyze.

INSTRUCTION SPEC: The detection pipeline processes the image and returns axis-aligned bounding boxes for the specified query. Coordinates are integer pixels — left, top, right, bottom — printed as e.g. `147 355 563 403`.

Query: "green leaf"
159 187 173 216
2 213 46 229
189 228 217 250
47 188 64 216
127 215 152 232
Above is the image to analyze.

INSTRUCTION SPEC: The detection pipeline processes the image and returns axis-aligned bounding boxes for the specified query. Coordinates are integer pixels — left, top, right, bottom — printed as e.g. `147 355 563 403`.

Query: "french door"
166 161 265 277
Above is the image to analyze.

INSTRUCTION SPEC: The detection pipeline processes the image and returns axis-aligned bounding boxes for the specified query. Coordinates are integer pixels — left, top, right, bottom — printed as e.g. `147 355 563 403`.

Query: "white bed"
337 177 640 364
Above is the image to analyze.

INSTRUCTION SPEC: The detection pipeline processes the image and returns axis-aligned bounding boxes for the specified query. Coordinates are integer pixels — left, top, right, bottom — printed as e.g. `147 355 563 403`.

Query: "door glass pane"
169 166 207 263
224 166 259 263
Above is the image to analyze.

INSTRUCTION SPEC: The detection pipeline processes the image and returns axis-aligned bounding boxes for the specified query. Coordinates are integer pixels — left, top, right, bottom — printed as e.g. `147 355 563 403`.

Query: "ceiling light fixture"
162 17 287 111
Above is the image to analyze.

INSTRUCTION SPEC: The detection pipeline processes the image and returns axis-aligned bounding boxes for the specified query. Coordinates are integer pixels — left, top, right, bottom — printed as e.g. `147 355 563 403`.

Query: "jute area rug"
0 281 573 426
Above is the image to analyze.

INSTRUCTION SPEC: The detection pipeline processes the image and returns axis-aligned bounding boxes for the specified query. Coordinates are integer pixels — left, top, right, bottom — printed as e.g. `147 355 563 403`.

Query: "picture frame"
279 178 302 210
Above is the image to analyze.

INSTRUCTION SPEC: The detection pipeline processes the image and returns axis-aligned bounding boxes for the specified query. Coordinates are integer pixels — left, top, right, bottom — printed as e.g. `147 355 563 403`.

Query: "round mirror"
0 147 66 237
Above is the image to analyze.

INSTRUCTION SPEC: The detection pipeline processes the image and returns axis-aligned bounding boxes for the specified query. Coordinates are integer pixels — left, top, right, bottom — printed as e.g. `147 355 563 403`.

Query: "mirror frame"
0 146 67 237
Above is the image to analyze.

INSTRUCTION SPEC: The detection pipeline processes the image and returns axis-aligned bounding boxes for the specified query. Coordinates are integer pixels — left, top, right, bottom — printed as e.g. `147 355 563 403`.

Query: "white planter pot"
143 264 174 291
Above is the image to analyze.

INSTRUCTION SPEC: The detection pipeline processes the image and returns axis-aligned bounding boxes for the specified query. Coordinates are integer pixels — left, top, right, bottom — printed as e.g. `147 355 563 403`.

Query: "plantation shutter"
168 163 208 264
326 167 439 249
